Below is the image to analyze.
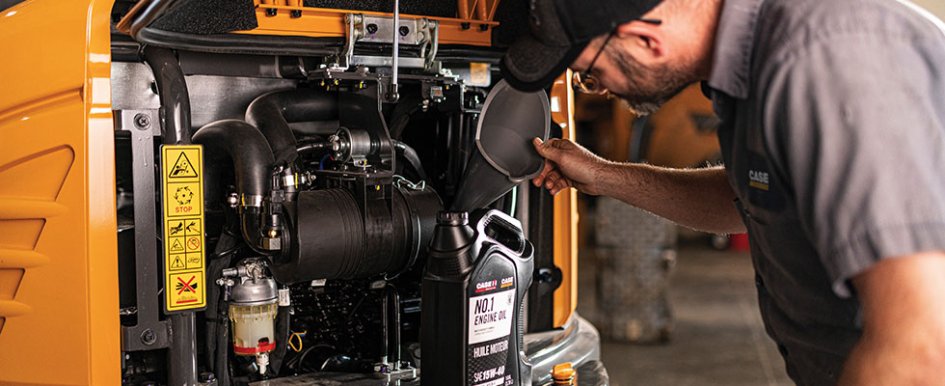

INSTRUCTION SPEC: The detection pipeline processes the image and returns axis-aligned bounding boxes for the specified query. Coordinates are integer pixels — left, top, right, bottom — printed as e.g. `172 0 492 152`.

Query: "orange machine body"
0 1 120 385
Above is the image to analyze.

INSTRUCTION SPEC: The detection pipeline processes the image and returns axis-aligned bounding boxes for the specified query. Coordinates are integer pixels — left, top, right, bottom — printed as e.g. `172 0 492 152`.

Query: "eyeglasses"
572 18 663 95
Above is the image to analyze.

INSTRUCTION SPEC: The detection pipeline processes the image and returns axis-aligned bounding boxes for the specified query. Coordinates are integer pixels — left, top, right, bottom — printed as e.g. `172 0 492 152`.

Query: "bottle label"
468 287 515 344
467 276 516 386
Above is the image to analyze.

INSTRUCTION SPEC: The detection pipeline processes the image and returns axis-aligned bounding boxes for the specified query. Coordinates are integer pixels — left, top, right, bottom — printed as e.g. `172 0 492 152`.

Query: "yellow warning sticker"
168 150 199 179
167 271 205 310
162 145 206 312
166 181 202 218
470 62 491 86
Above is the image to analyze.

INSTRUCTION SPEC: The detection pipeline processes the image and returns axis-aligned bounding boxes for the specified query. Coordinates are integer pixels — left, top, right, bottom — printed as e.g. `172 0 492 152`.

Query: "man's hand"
839 252 945 385
531 138 611 195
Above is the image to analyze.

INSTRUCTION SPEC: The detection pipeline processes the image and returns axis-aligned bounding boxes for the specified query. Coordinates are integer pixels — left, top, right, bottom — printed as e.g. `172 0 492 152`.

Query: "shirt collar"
707 0 766 99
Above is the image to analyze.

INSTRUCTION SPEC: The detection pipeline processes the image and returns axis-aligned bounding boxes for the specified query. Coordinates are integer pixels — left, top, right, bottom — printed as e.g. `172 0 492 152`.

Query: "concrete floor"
584 244 794 386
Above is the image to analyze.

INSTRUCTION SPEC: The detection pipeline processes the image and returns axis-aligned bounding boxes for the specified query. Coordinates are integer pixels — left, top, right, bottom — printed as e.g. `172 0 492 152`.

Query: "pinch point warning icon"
169 152 198 179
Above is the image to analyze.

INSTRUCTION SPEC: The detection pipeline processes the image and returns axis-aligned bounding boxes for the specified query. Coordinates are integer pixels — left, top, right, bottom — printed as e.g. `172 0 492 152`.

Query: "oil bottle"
421 209 534 386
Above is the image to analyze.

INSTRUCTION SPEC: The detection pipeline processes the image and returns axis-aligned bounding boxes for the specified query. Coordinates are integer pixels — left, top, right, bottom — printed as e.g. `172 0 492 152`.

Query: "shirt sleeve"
763 33 945 297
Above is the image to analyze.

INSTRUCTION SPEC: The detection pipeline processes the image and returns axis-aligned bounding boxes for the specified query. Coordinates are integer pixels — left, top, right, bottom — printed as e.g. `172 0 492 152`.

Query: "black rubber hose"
136 27 340 57
296 138 332 158
193 120 273 199
246 89 339 165
128 0 183 39
392 140 428 181
144 46 192 145
270 304 291 375
193 120 274 252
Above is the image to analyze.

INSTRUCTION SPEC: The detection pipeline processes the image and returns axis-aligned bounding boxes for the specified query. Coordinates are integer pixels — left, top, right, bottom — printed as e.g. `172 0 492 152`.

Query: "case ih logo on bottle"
475 280 497 293
500 277 514 289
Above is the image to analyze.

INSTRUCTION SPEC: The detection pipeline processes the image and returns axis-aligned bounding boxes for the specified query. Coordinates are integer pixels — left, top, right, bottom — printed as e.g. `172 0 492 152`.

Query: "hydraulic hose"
392 140 428 181
144 46 192 145
193 120 275 253
246 89 339 165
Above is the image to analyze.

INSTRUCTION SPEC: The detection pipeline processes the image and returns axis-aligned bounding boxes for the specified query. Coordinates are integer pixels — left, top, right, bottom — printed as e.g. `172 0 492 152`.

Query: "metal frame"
117 110 171 352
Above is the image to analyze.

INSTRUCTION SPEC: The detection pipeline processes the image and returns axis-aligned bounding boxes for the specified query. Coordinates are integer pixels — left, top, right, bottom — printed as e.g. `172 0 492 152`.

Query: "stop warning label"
162 145 206 312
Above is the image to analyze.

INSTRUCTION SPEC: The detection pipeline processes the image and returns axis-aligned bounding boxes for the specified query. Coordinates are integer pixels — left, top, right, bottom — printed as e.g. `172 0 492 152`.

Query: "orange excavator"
0 1 602 385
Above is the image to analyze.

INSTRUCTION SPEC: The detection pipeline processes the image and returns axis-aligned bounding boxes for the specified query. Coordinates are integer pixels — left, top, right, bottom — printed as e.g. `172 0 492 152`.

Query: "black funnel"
451 80 550 211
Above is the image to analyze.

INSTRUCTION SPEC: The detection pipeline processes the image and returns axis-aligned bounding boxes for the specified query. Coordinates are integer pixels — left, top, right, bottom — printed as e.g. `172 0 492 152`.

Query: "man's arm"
531 138 745 234
839 252 945 385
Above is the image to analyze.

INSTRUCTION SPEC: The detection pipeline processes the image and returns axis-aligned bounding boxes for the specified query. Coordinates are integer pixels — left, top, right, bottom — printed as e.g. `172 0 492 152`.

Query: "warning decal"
166 181 202 218
168 151 198 178
168 271 205 307
162 145 206 312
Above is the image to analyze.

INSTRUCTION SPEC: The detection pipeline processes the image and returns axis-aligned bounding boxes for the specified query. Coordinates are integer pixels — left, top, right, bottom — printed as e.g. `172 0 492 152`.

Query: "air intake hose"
246 89 339 165
193 119 275 253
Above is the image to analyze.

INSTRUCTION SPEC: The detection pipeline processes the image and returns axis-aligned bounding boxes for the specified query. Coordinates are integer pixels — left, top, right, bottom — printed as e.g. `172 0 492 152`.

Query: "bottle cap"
552 362 575 384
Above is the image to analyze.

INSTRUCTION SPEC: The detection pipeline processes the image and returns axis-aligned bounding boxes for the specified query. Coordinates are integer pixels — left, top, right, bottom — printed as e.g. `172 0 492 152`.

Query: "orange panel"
240 4 495 46
550 72 579 328
0 1 119 385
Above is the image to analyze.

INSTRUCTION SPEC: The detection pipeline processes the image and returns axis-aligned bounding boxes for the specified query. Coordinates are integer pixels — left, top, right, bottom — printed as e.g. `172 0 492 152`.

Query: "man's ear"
615 20 665 59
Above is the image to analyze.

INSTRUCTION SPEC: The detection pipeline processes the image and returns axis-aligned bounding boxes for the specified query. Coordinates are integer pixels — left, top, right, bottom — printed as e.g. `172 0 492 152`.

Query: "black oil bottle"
421 209 534 386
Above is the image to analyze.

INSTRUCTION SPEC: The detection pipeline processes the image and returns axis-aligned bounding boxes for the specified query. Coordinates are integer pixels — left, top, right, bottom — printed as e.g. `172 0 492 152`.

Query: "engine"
189 78 449 383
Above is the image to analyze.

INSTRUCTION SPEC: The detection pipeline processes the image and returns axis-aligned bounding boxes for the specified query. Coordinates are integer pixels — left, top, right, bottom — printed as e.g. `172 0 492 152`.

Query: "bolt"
199 372 216 383
140 329 157 346
479 24 489 31
536 268 555 283
399 26 410 36
265 8 277 17
290 10 302 18
133 113 150 130
225 193 239 208
460 22 471 30
366 23 379 34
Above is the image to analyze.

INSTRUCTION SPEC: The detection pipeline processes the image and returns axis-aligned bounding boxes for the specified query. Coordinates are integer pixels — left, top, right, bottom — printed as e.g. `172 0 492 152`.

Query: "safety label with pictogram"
167 271 205 308
162 145 206 312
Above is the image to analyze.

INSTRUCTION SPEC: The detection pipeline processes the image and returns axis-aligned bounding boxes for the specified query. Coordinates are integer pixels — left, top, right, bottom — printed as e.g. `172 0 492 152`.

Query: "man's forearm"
596 163 746 234
839 253 945 385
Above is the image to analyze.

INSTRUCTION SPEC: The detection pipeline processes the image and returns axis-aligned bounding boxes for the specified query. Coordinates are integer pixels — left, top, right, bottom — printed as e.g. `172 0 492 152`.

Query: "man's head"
502 0 719 115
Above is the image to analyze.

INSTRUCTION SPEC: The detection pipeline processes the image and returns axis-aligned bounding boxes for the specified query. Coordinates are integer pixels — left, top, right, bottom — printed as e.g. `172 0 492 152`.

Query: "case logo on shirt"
749 170 769 191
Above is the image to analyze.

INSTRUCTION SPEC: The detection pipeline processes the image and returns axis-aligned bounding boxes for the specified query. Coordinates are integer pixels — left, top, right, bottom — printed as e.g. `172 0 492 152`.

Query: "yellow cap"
552 362 576 384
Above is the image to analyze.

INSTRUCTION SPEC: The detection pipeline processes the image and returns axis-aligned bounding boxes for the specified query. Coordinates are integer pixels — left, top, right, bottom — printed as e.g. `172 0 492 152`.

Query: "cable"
288 330 306 353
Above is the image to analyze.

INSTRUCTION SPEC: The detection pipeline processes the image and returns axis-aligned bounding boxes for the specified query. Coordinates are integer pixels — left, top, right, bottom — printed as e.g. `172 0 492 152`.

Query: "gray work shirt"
706 0 945 384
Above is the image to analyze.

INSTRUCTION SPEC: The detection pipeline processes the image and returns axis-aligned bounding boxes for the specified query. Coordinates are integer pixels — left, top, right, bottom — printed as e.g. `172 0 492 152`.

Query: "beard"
606 45 694 116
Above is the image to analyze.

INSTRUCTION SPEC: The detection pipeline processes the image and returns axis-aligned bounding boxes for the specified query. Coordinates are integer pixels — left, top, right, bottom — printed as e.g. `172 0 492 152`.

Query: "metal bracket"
116 109 171 352
373 365 418 383
332 13 440 73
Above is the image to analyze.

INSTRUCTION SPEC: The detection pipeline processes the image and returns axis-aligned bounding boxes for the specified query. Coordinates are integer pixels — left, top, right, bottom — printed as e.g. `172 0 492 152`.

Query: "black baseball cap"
501 0 664 92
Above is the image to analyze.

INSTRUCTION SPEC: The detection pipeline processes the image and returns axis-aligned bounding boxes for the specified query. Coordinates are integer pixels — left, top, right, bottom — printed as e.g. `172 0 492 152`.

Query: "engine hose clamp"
281 173 297 189
241 194 264 208
393 175 425 191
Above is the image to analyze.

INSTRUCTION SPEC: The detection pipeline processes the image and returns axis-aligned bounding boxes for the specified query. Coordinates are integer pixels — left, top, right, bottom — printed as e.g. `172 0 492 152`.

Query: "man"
501 0 945 384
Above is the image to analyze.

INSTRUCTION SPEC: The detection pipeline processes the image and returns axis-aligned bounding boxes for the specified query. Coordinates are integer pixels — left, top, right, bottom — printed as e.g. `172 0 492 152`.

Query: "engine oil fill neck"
421 209 535 386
